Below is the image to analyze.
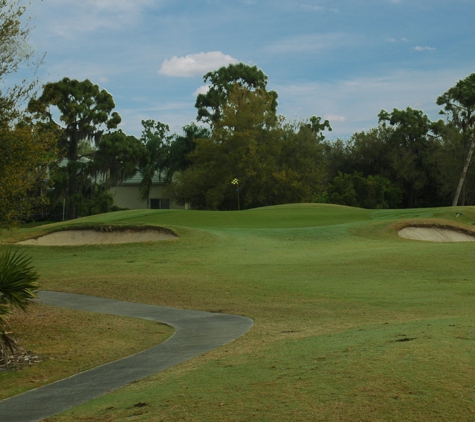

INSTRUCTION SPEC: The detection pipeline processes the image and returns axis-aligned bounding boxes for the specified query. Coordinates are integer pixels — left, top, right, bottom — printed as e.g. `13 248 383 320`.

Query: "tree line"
321 84 475 209
4 68 475 220
0 0 44 364
1 59 331 221
174 66 475 211
2 8 475 222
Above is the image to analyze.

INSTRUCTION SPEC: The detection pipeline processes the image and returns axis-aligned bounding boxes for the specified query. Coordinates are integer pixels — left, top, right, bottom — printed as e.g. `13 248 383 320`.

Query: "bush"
0 250 40 363
320 172 402 209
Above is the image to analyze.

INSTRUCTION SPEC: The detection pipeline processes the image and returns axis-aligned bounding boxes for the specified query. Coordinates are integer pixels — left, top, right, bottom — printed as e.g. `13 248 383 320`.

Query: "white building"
110 172 186 210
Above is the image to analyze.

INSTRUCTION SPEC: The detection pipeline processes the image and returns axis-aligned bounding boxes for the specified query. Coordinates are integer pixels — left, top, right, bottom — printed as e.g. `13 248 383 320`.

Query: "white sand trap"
18 229 178 246
398 226 475 242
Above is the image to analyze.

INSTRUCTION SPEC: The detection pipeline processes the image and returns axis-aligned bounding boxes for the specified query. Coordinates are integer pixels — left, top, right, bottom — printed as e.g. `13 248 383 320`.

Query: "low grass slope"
3 203 475 421
51 203 373 229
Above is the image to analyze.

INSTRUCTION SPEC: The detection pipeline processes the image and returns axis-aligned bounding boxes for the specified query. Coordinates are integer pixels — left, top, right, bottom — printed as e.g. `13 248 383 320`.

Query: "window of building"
150 198 170 209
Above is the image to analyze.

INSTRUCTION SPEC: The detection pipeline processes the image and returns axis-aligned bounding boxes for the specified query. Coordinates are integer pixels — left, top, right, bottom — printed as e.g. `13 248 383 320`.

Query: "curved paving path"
0 291 254 422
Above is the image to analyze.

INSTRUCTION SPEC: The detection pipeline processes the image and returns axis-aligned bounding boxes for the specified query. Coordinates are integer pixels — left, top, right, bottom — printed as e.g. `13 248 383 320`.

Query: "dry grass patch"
0 302 173 400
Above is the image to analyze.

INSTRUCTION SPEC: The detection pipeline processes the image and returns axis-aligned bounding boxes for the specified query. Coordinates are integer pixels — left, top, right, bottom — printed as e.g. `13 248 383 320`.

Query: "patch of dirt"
0 349 44 372
398 226 475 242
17 228 178 246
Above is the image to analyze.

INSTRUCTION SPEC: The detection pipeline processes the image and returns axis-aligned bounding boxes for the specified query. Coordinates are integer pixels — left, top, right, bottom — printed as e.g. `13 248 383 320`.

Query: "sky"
14 0 475 140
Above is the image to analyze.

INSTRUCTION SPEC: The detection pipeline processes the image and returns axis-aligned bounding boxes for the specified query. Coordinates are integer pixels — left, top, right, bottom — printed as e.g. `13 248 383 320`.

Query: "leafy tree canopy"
93 130 146 186
167 122 210 180
437 73 475 134
377 107 442 207
0 122 57 227
137 119 171 204
175 85 328 210
319 171 402 209
303 115 332 142
0 0 43 123
28 77 121 157
436 73 475 206
378 107 442 148
0 0 57 228
195 63 278 125
28 78 138 219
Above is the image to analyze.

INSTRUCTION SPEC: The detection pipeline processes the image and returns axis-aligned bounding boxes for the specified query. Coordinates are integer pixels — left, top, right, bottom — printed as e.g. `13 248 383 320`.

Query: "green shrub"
321 171 402 209
0 250 40 363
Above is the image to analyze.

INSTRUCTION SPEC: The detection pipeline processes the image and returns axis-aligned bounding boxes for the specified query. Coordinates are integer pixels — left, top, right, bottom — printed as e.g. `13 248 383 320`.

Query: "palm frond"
0 249 39 312
0 249 39 360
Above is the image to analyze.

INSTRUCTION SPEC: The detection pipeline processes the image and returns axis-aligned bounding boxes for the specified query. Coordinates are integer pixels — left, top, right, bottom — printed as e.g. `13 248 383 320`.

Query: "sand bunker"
398 226 475 242
18 229 178 246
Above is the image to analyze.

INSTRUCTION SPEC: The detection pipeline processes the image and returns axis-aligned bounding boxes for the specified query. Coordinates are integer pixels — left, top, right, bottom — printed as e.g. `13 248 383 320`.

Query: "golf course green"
2 203 475 421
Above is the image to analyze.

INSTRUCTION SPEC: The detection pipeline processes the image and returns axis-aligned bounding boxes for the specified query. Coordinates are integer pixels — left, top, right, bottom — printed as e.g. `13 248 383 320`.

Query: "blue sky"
20 0 475 139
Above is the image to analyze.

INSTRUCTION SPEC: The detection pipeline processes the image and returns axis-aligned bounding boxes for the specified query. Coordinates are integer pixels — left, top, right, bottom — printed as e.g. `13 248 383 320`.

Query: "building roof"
118 171 165 186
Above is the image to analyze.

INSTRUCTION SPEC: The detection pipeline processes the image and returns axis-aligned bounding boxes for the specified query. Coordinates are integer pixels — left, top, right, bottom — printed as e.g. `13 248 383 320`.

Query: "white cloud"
300 5 338 12
159 51 239 77
413 46 436 51
301 5 325 11
267 33 363 54
325 113 346 123
37 0 157 37
386 37 409 43
193 85 211 96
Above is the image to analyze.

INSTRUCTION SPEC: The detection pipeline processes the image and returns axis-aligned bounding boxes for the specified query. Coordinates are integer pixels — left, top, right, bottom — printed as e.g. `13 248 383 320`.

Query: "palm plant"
0 249 40 364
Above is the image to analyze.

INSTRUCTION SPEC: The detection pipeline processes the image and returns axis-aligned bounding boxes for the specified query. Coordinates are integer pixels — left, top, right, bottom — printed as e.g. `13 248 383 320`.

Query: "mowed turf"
2 203 475 421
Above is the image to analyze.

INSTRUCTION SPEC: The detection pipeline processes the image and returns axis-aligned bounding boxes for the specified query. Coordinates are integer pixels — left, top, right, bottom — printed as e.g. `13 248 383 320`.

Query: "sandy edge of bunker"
17 226 178 246
398 225 475 242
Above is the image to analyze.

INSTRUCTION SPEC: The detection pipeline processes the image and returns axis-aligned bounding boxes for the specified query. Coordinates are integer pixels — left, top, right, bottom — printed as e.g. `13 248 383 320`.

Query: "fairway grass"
2 203 475 421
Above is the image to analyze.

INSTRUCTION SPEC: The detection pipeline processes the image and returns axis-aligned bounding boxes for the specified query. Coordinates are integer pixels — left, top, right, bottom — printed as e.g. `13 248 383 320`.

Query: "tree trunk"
453 133 475 206
66 168 76 220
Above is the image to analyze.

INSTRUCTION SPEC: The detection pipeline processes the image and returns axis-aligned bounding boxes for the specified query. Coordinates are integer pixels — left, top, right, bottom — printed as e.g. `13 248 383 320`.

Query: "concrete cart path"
0 291 254 422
